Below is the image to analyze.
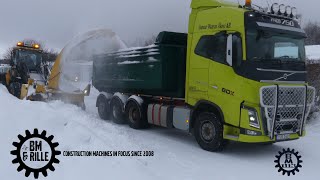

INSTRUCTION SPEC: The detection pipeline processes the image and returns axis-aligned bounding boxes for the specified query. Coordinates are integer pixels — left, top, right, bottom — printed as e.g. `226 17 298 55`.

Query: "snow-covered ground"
0 84 320 180
306 45 320 60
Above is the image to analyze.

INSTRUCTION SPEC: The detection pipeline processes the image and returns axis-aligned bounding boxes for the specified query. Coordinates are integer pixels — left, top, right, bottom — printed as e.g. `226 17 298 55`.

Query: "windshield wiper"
270 58 304 64
252 57 282 64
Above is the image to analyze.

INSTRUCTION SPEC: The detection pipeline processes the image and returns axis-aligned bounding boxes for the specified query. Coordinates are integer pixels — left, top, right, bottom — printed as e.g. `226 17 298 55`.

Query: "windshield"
15 50 42 70
246 29 306 62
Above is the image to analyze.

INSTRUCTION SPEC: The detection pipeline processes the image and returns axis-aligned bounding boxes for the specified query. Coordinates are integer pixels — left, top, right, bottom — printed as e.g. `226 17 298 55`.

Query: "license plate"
276 134 290 141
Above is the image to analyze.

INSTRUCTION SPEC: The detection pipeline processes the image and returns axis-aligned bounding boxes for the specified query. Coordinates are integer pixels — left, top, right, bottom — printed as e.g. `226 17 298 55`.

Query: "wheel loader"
4 41 90 109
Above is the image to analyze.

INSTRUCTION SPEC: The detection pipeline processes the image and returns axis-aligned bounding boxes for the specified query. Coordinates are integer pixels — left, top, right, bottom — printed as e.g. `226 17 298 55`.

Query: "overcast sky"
0 0 319 57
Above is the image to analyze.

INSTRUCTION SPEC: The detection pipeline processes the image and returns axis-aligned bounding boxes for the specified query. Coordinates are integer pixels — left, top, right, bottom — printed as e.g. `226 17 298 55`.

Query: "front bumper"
224 85 315 143
224 124 305 143
260 85 315 139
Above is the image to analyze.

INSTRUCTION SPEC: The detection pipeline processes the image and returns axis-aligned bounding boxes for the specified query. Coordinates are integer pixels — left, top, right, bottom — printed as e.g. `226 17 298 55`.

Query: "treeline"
304 21 320 45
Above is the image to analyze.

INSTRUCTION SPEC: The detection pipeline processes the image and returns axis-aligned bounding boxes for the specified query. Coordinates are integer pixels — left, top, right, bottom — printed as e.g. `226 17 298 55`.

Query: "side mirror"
226 34 233 66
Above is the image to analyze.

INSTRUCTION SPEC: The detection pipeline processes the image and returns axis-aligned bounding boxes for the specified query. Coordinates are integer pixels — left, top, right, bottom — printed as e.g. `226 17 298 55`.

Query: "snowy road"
1 84 319 180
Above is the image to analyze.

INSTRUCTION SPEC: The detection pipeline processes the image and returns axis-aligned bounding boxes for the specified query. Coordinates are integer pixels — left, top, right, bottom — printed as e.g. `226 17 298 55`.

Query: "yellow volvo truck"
93 0 315 151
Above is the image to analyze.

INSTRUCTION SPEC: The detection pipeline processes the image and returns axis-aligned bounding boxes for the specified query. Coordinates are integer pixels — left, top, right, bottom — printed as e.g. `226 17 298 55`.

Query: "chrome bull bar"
260 85 315 140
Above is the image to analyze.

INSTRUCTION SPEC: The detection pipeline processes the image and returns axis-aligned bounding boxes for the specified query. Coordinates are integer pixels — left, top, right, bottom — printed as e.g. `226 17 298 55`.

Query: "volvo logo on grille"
273 72 298 81
283 73 289 80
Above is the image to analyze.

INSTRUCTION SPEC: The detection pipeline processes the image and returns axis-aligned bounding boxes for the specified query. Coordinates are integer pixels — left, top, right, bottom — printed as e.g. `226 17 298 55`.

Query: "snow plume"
58 29 127 92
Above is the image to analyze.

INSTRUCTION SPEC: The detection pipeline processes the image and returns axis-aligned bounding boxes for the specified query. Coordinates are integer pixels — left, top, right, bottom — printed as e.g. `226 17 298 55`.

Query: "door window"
195 33 227 64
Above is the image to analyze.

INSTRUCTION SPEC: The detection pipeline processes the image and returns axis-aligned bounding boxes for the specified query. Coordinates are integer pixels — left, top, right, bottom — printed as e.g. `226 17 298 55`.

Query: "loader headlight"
248 109 260 129
82 84 91 96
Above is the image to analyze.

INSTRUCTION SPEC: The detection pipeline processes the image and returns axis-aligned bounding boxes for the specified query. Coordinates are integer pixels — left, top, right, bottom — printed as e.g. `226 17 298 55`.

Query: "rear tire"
194 112 225 152
125 100 148 129
110 97 126 124
97 98 110 120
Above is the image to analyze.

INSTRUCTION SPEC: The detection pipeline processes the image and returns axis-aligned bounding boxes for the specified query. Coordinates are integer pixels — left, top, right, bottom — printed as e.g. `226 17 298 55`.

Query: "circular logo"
11 129 61 179
274 148 302 176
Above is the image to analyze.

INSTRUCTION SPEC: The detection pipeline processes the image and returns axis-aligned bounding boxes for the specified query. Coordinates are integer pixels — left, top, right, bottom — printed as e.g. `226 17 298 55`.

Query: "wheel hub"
201 121 216 142
129 107 140 122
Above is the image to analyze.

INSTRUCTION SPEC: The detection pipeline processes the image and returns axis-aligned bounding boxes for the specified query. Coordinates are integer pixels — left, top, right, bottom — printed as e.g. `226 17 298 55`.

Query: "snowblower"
1 40 90 109
15 29 126 110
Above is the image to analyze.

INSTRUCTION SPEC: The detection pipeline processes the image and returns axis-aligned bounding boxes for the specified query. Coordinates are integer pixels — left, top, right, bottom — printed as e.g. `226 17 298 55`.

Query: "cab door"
187 33 209 103
206 33 243 126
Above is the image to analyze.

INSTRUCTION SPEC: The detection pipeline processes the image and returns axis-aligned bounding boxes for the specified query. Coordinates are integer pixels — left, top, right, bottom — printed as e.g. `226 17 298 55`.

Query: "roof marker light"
33 44 40 49
17 42 23 46
245 0 252 7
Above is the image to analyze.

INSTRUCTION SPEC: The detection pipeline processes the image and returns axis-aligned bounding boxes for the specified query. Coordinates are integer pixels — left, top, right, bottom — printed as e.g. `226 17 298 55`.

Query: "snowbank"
306 45 320 60
0 84 320 180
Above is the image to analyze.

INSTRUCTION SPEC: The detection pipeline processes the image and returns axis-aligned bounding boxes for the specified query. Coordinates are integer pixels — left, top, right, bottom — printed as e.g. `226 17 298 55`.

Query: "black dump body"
92 31 187 98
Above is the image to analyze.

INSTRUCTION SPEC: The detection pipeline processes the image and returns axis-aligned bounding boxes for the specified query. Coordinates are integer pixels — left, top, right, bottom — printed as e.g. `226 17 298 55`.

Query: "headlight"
271 3 279 14
285 6 292 16
279 4 286 14
248 109 260 129
291 7 297 17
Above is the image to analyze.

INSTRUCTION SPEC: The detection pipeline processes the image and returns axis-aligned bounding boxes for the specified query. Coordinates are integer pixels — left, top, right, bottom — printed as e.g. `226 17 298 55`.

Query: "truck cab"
186 0 315 146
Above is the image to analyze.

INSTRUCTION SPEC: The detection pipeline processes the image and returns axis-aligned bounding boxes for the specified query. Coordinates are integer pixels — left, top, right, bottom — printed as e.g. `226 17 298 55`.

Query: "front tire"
194 112 225 152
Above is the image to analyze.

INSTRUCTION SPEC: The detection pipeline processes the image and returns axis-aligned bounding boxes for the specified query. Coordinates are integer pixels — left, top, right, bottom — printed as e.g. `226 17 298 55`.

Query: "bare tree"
3 47 14 61
304 21 320 45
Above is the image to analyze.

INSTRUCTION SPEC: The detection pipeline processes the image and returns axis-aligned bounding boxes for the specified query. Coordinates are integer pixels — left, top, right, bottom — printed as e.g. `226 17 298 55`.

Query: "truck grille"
260 85 315 138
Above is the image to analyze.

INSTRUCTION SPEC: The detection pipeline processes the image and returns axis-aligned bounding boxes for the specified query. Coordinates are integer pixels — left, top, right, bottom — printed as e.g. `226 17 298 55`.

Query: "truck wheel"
126 100 148 129
111 97 126 124
97 98 110 120
194 112 225 152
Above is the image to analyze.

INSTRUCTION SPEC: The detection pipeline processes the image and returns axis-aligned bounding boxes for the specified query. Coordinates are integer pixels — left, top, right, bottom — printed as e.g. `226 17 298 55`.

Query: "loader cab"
12 48 43 72
6 42 46 98
12 41 43 73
